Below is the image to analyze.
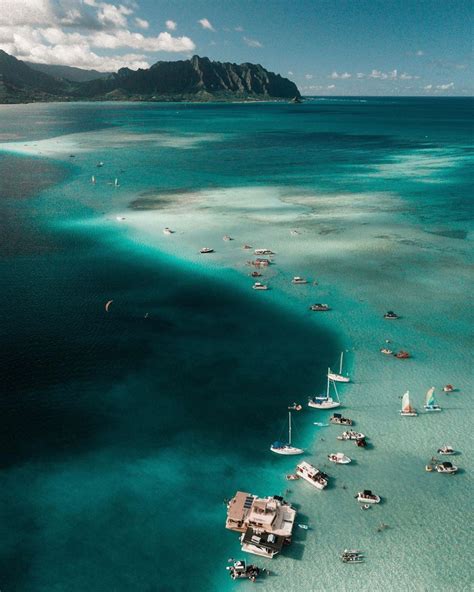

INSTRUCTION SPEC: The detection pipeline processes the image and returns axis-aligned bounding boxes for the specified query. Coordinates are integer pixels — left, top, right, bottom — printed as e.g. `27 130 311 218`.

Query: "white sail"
402 390 411 412
425 387 435 407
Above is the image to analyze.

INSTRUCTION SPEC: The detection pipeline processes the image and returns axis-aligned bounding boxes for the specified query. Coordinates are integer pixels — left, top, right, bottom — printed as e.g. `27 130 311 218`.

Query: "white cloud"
97 3 133 28
234 26 244 32
367 69 399 80
304 74 313 80
166 20 177 31
399 72 420 80
91 30 195 52
243 36 262 48
436 82 454 90
424 84 433 90
327 84 335 89
198 18 215 31
416 50 424 56
0 0 54 26
330 71 351 79
135 17 149 30
287 71 294 76
356 72 365 79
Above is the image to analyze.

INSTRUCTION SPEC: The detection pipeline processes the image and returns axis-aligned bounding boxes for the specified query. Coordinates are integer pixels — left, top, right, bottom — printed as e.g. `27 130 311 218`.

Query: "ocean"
0 98 472 592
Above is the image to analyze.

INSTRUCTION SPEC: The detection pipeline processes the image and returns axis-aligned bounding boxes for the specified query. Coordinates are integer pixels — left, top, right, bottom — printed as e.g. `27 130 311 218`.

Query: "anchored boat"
400 390 417 416
308 372 341 410
270 412 304 456
328 352 350 383
424 387 441 411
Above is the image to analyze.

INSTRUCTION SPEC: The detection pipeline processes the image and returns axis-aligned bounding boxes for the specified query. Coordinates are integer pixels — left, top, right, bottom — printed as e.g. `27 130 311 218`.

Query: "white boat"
400 390 417 416
355 490 381 504
200 247 214 254
270 412 304 456
424 387 441 411
254 248 274 255
114 177 119 187
116 216 126 221
435 461 458 474
296 461 329 490
163 227 174 235
437 445 456 455
292 276 307 284
328 452 351 464
337 431 365 441
91 175 96 184
328 352 350 383
252 282 268 290
308 372 341 409
309 303 331 311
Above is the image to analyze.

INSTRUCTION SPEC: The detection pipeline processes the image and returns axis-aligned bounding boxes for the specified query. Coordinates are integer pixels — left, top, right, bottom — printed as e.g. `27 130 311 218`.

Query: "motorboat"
337 431 365 441
309 303 331 311
163 227 174 235
226 560 261 582
200 247 214 254
355 490 381 504
270 412 304 456
328 352 350 382
243 244 252 250
252 258 271 267
288 403 302 411
355 437 367 448
328 452 351 464
395 350 410 359
341 550 364 563
250 271 262 277
254 248 274 255
223 235 233 241
330 413 353 426
384 311 399 319
443 384 454 392
437 445 455 455
424 387 441 411
435 462 458 474
252 282 268 290
380 348 393 355
292 276 308 284
296 461 329 490
400 391 417 416
308 373 341 409
96 161 104 167
286 474 299 481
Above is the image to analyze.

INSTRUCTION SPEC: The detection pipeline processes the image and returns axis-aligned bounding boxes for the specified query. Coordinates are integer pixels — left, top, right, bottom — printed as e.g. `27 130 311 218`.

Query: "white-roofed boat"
296 461 329 490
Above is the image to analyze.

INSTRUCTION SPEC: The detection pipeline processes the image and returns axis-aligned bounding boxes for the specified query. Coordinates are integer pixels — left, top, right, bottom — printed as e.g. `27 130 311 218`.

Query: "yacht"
296 461 329 490
384 311 399 319
252 282 268 290
308 373 341 410
292 276 307 284
328 452 351 464
337 431 365 441
328 352 350 382
200 247 214 254
270 412 304 456
309 303 331 311
437 445 455 455
355 490 381 504
330 413 353 426
435 462 458 474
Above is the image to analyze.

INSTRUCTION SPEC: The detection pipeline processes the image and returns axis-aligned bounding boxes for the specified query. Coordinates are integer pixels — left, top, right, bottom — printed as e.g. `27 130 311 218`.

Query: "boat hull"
327 373 350 383
356 495 380 504
424 406 441 411
400 411 418 416
308 400 341 410
270 446 304 455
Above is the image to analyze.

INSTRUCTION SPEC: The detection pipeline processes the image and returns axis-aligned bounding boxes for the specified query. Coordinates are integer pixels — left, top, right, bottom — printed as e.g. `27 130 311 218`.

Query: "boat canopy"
272 441 285 448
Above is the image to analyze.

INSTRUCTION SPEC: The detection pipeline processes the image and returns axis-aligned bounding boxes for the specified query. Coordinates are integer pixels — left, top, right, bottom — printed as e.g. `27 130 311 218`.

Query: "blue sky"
1 0 471 95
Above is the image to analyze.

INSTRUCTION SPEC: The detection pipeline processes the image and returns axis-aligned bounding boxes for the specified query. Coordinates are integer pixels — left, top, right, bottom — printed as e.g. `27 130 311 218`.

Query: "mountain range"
0 51 300 103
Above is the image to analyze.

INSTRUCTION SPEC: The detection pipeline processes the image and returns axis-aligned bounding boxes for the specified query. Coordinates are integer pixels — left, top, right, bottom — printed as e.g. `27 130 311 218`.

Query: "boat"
435 461 458 474
116 216 126 221
328 452 351 464
384 311 399 319
252 282 268 291
337 431 365 441
328 352 350 382
200 247 214 254
355 437 367 448
288 403 302 411
313 422 329 427
443 384 454 392
330 413 353 426
340 549 364 563
361 504 371 510
96 161 104 167
395 350 410 359
243 244 252 250
400 390 417 416
105 300 113 312
163 227 174 235
114 177 119 187
253 258 271 267
226 560 261 582
308 373 341 409
223 235 232 241
286 474 299 481
437 445 455 455
296 461 329 490
309 303 331 311
270 412 304 456
250 271 262 277
424 387 441 411
380 348 393 355
91 175 96 184
298 524 309 530
292 276 307 284
341 555 364 563
355 490 381 504
254 249 274 255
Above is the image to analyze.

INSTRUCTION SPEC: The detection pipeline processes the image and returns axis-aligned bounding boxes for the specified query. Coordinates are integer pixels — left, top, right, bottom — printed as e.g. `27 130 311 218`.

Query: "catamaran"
424 387 441 411
308 372 341 409
328 352 350 383
400 390 417 416
270 412 304 455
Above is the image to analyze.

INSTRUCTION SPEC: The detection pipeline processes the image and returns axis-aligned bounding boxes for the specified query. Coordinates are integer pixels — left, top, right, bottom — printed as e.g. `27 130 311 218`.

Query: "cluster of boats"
400 388 442 415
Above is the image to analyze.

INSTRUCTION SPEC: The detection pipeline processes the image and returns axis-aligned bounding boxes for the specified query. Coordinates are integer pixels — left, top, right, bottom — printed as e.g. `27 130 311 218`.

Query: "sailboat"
328 352 350 383
308 371 341 409
400 390 417 416
114 177 119 188
91 175 96 184
270 412 304 455
424 387 441 411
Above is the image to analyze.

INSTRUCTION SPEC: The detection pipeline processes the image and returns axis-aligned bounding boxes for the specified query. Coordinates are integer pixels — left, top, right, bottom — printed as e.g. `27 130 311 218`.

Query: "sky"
0 0 471 96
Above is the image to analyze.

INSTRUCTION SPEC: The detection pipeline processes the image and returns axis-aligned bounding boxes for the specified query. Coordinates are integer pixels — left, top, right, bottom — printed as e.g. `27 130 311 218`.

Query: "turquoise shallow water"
0 98 472 592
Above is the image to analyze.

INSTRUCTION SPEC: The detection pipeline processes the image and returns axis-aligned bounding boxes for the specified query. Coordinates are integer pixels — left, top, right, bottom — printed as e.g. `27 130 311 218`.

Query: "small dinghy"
226 560 261 582
384 310 399 319
328 452 351 464
435 461 458 474
355 490 381 504
437 445 455 455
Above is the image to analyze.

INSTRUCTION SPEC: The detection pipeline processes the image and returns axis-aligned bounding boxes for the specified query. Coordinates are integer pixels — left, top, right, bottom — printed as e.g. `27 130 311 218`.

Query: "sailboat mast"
326 370 330 397
288 411 292 445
